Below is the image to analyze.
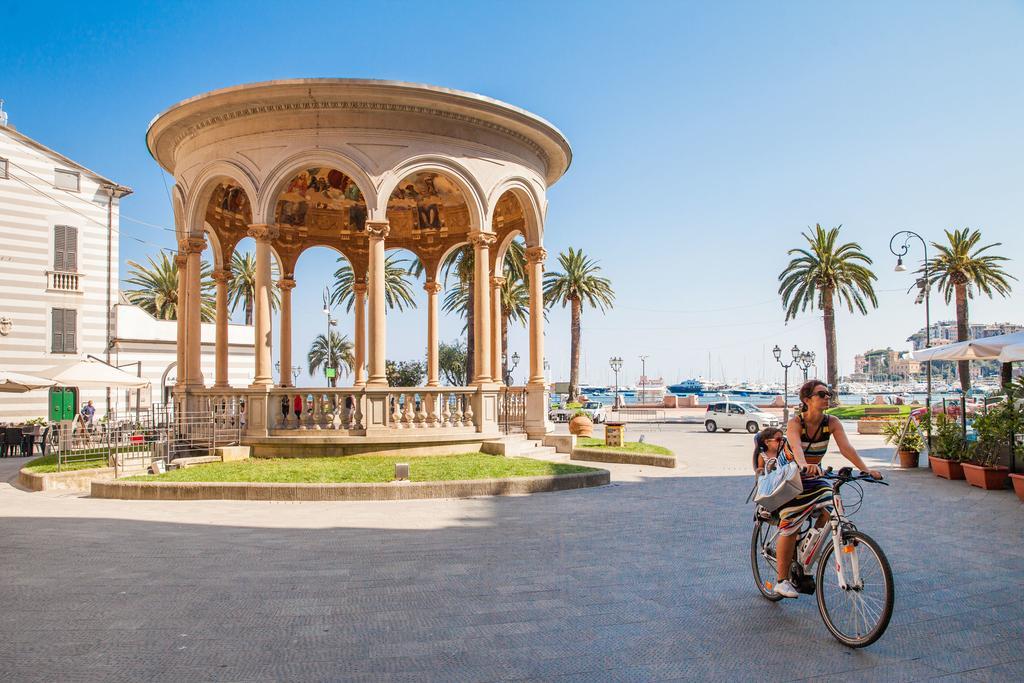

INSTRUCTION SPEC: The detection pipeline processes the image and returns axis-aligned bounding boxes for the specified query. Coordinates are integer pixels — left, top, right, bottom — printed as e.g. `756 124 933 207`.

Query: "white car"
704 401 780 434
549 401 607 423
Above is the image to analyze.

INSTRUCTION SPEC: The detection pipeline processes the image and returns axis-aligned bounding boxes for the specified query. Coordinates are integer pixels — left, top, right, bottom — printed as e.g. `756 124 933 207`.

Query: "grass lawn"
24 452 109 474
127 453 598 484
825 405 914 420
577 437 673 455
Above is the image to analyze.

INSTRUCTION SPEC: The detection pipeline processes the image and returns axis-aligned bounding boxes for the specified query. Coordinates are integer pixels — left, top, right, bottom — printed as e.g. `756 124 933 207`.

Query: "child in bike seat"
753 426 787 475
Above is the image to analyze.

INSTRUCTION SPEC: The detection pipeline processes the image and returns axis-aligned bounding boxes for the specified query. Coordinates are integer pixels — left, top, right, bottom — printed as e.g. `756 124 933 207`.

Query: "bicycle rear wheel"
750 520 783 602
815 529 894 647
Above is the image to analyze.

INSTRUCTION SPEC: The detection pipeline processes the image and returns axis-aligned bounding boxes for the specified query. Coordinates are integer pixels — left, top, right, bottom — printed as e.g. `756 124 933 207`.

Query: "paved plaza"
1 426 1022 682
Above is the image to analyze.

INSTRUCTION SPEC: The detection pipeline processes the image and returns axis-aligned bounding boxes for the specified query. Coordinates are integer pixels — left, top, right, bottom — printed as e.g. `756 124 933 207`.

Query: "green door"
48 388 77 422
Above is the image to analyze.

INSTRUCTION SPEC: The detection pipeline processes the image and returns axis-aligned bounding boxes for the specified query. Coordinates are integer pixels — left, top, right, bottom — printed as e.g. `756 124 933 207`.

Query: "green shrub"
882 418 924 453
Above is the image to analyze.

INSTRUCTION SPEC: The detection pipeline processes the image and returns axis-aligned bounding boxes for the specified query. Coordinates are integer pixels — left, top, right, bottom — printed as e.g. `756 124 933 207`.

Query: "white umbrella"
0 370 57 393
911 331 1024 362
997 343 1024 363
44 359 150 389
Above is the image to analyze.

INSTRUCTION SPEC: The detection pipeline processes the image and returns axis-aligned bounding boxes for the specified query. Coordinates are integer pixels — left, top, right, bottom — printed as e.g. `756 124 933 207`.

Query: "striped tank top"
799 413 832 464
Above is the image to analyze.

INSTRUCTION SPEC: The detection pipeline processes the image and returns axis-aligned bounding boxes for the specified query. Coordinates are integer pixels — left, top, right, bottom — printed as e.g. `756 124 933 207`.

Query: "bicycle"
750 466 894 647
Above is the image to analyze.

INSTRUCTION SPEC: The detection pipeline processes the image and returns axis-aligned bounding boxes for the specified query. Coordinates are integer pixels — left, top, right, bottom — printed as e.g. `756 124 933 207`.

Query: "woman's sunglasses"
813 390 832 399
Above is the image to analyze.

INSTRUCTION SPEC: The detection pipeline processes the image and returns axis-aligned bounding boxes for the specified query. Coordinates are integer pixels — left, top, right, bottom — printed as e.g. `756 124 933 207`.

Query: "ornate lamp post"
609 356 623 409
504 351 520 386
796 351 814 382
774 344 801 424
890 230 932 450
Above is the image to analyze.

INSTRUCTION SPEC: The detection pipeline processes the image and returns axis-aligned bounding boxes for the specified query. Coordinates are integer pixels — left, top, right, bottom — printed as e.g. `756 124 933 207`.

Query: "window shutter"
63 309 77 352
54 225 66 271
51 309 64 353
64 226 78 272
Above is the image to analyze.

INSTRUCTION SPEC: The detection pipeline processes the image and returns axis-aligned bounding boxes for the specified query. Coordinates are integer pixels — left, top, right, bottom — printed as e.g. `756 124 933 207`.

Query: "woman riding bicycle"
769 379 882 599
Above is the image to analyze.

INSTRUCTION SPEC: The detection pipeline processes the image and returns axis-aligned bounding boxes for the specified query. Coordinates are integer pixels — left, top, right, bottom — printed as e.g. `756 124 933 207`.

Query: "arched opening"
386 170 472 240
492 191 530 386
292 244 359 388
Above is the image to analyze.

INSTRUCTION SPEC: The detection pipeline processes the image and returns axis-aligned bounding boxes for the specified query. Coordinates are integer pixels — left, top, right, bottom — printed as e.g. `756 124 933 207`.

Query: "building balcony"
46 270 84 293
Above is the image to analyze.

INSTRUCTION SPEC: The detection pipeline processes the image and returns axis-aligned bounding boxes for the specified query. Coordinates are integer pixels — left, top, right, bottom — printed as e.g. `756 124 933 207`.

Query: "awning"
0 370 57 393
44 359 151 389
911 331 1024 362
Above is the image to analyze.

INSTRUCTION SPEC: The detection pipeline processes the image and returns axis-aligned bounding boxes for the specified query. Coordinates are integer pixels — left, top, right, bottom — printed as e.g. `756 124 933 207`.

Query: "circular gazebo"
146 79 571 453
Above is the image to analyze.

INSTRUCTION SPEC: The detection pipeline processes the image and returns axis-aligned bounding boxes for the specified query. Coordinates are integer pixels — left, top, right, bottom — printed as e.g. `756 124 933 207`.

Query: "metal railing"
499 386 527 434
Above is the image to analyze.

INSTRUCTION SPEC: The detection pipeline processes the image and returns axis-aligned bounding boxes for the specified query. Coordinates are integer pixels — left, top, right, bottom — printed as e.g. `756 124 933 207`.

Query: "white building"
111 295 254 409
0 106 254 423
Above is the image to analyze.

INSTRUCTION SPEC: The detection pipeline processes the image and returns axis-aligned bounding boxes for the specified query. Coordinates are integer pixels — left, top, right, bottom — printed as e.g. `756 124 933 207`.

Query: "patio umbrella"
911 330 1024 362
0 370 57 393
997 343 1024 363
44 359 150 389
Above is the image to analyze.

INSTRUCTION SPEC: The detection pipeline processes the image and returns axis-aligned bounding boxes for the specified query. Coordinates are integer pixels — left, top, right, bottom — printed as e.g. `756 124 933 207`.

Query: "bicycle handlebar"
822 466 889 485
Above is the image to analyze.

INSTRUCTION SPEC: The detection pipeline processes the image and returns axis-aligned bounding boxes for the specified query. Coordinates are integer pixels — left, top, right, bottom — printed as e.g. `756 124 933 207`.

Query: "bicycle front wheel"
815 529 894 647
750 520 783 602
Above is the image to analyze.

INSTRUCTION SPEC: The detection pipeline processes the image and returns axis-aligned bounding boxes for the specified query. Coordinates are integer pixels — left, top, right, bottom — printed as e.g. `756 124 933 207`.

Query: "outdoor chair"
3 427 23 457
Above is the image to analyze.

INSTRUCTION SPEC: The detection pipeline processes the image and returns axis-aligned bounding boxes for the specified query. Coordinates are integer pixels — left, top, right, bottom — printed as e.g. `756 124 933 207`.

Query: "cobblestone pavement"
1 427 1022 682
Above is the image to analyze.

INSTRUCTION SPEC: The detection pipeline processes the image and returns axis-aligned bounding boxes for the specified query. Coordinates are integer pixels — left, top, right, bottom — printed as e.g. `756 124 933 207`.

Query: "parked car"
704 401 779 433
549 401 608 424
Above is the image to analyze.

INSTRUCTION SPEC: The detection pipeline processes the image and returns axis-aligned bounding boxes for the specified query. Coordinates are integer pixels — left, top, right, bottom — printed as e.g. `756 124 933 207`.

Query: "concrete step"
170 455 222 469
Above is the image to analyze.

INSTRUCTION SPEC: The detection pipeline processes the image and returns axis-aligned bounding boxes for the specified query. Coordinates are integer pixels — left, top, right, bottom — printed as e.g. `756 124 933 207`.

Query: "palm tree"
229 251 280 325
123 251 215 321
778 224 878 402
307 331 354 387
920 228 1015 393
331 255 418 312
543 247 615 401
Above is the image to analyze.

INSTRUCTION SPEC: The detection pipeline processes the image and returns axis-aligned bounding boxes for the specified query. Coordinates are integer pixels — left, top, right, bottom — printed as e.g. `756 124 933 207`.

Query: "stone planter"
961 463 1010 491
928 455 964 480
568 415 593 437
897 450 920 469
1009 473 1024 502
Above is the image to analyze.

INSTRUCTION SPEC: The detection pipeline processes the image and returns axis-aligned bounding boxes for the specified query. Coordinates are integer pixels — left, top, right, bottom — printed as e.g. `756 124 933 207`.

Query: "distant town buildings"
906 321 1024 350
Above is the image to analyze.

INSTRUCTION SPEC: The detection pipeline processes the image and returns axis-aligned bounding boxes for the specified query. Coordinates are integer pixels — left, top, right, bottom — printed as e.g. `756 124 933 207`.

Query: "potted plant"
927 413 967 480
566 403 594 437
882 417 924 468
961 401 1017 490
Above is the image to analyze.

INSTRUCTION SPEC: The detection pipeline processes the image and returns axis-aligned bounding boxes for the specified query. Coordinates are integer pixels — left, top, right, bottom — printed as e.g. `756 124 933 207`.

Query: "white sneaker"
774 579 799 599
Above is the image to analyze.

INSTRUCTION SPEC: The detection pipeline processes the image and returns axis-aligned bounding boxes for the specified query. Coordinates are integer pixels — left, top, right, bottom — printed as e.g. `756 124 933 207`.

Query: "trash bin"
605 421 625 447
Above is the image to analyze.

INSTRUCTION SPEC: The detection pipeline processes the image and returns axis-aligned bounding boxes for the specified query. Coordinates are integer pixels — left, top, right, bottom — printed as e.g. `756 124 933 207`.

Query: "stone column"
524 246 550 438
211 269 231 387
277 277 296 387
353 280 367 386
525 246 548 385
248 224 278 387
424 280 442 387
183 236 206 387
365 222 389 386
174 253 188 386
469 231 496 385
490 275 505 384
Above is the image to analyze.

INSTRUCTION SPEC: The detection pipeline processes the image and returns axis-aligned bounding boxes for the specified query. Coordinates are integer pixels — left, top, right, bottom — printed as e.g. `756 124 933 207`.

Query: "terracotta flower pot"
568 415 593 437
1009 473 1024 502
928 455 964 480
897 450 920 469
961 463 1010 490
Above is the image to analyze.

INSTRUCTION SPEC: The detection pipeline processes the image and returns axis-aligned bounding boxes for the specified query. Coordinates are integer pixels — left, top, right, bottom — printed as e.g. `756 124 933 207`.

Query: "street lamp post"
773 344 801 424
638 355 648 404
504 351 520 386
796 351 814 382
609 356 623 409
322 286 339 386
890 230 932 451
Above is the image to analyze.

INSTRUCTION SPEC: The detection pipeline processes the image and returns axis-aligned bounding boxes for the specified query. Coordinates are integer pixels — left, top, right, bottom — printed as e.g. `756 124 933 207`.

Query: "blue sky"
3 1 1022 387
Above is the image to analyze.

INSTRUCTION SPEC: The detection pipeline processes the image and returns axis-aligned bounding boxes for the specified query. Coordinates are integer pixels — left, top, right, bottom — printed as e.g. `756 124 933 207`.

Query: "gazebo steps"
482 436 558 459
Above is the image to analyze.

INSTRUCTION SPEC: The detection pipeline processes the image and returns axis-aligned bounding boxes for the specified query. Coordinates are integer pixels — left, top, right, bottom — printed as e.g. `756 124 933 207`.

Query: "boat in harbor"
667 378 706 395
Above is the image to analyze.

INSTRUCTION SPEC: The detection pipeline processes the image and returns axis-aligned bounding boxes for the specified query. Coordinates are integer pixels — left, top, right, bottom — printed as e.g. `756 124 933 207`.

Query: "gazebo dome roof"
146 78 572 186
